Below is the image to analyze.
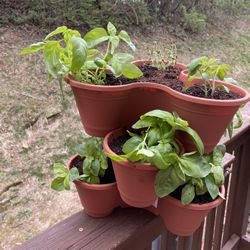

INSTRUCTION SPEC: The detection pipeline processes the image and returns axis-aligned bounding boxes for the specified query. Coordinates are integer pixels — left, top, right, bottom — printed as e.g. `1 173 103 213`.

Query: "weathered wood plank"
203 209 216 250
15 208 165 250
191 222 204 250
223 136 250 244
222 234 240 250
239 236 250 250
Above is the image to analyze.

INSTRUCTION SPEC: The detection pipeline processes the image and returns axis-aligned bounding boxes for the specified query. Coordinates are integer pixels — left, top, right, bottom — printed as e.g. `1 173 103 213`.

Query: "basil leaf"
90 159 100 176
71 36 87 72
110 36 119 54
179 154 211 178
122 136 143 154
69 167 80 181
137 148 154 158
205 174 219 200
51 177 65 191
20 42 45 54
148 148 168 169
53 163 68 177
212 166 224 185
147 127 161 146
63 174 70 190
105 152 126 162
132 116 159 129
212 144 226 166
45 26 68 40
43 41 62 78
107 22 117 36
119 30 136 51
121 62 143 79
88 175 100 184
155 167 185 198
84 28 108 48
181 184 195 204
176 126 204 155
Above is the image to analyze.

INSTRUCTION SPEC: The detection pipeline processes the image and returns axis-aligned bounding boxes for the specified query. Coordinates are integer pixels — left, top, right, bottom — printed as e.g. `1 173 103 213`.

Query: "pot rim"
103 129 157 171
103 128 184 171
64 59 186 92
67 154 117 190
65 58 250 106
162 185 225 211
177 70 250 106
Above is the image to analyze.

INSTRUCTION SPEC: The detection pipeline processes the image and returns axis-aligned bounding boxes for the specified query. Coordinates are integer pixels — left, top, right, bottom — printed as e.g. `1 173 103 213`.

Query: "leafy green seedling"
188 57 243 137
187 56 233 97
150 42 177 70
51 137 109 191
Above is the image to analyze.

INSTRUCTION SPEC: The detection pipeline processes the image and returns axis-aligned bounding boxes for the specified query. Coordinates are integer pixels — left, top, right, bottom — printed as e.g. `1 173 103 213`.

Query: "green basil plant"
107 109 225 204
187 56 243 137
51 137 109 191
20 22 143 91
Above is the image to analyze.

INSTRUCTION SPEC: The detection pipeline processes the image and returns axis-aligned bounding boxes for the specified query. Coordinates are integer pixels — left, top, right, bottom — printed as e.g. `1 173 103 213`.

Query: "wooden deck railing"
16 103 250 250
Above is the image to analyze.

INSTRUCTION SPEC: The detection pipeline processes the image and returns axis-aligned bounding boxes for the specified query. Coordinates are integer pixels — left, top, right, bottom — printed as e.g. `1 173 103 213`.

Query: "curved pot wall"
103 128 158 208
66 60 250 153
68 154 121 218
158 186 225 236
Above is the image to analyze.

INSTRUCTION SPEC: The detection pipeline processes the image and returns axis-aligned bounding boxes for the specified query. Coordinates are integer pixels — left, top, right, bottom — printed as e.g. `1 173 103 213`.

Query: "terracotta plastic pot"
103 128 159 208
103 128 185 208
158 185 225 236
64 60 186 137
168 77 250 153
68 154 121 218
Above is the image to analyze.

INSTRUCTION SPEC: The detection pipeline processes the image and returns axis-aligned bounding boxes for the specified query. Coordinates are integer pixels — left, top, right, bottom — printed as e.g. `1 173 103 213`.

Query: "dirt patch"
106 64 240 100
0 26 85 249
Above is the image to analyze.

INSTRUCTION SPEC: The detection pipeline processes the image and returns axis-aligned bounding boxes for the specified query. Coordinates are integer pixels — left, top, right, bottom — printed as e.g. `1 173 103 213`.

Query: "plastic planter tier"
68 154 121 218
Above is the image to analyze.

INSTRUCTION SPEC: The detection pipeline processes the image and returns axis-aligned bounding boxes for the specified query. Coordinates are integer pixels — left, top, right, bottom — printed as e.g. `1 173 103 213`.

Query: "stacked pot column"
66 60 250 235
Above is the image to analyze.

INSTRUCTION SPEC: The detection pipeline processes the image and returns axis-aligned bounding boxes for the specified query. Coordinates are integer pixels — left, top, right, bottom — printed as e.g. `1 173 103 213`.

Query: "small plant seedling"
188 56 243 137
187 56 233 97
51 137 109 191
150 42 177 70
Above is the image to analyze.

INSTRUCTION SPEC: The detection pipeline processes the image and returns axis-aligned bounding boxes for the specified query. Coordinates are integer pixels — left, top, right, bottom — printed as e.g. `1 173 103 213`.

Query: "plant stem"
104 39 111 59
58 76 65 102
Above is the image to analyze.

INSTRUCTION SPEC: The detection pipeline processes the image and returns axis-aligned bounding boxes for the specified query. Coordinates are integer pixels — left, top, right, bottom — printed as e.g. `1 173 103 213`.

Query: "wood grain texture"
15 208 165 250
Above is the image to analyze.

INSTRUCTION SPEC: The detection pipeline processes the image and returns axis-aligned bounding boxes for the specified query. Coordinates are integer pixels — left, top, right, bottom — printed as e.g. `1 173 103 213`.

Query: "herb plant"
51 137 109 191
155 144 225 204
150 42 177 70
187 56 233 97
107 109 204 166
187 56 243 137
107 109 225 205
20 22 142 90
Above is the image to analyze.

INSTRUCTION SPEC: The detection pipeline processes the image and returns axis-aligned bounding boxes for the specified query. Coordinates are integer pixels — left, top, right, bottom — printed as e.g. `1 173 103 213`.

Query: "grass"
0 15 249 249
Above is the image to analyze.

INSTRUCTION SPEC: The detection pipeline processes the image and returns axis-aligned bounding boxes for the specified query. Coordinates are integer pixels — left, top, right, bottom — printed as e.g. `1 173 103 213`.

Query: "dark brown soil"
105 64 240 100
109 133 130 155
183 84 240 99
73 157 116 184
170 185 216 204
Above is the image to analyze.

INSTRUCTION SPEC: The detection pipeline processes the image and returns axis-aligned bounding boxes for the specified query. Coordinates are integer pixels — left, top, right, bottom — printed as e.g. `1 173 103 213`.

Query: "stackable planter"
103 128 158 208
68 154 121 218
158 185 225 236
64 61 186 137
